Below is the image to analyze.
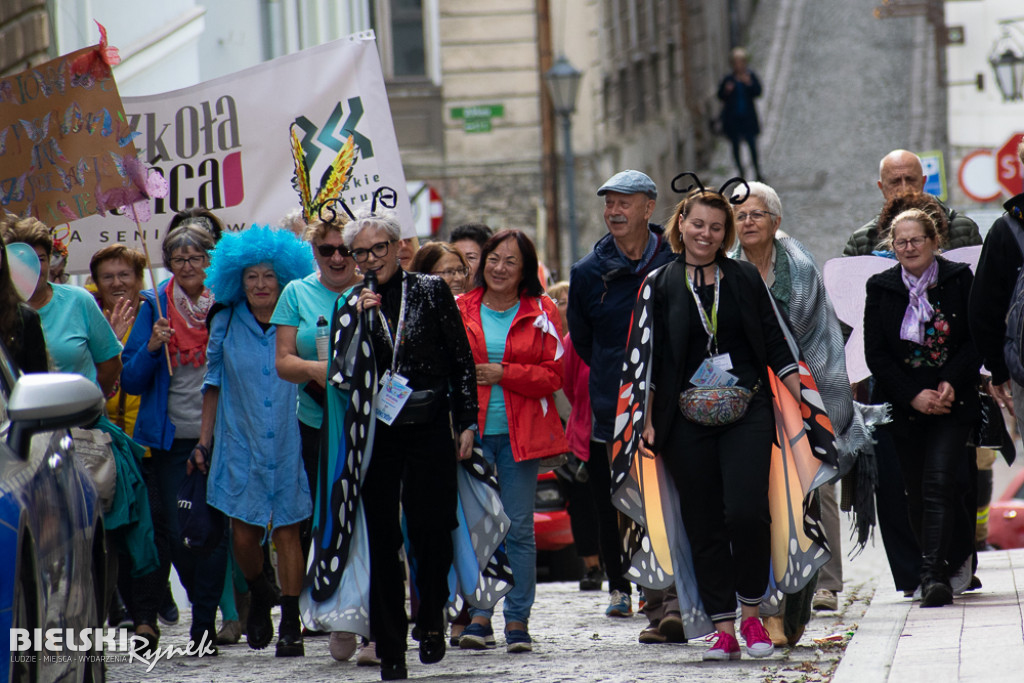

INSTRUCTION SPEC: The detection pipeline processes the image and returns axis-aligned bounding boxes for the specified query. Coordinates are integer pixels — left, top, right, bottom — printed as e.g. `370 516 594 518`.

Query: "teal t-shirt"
37 283 122 386
481 302 519 435
270 273 343 428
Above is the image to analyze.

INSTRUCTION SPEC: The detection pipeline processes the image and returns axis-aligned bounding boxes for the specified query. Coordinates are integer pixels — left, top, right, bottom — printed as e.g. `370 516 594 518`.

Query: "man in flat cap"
566 170 676 637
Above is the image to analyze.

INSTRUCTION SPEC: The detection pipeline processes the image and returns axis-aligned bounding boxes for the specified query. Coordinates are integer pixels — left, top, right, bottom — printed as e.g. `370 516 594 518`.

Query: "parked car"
989 468 1024 550
0 349 107 683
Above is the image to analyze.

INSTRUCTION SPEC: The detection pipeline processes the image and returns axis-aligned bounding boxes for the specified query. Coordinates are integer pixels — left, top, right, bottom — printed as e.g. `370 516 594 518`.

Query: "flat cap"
596 170 657 200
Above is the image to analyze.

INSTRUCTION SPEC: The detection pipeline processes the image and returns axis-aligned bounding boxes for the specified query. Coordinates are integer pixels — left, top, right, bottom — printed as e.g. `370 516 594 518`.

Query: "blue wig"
205 225 314 306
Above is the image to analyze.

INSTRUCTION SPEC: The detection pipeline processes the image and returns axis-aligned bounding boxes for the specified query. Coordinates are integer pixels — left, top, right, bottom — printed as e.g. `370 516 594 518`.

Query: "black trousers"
362 419 458 662
873 428 923 592
887 415 975 583
298 420 321 565
586 441 630 594
563 462 600 558
661 394 773 623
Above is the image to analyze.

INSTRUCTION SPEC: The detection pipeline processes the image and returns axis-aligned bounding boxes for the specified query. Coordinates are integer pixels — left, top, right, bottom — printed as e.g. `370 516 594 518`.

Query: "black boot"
381 658 408 680
246 575 275 650
275 596 304 657
189 623 218 656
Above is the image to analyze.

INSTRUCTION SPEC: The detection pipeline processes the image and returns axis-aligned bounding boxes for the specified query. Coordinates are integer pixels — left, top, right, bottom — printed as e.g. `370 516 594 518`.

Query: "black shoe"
419 631 446 664
381 659 408 680
133 623 159 657
579 566 603 591
108 592 133 629
157 589 179 626
275 627 305 657
921 580 953 607
965 575 983 592
189 624 219 656
246 577 275 650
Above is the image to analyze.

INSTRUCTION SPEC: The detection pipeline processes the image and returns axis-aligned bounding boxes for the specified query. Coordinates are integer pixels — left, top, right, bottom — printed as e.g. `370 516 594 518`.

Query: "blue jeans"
469 434 539 625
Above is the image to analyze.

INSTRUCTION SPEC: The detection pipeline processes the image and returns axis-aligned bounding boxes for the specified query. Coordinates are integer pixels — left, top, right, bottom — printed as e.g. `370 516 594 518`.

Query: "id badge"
375 371 413 425
710 353 733 371
689 358 740 387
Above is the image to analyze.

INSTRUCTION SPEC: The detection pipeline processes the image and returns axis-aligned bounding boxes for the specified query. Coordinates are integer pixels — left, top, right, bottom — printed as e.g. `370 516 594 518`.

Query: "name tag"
375 371 413 425
689 358 739 388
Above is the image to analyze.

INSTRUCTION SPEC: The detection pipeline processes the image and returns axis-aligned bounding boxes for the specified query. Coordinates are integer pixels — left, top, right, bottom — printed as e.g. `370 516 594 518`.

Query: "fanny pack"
392 389 441 426
678 381 760 427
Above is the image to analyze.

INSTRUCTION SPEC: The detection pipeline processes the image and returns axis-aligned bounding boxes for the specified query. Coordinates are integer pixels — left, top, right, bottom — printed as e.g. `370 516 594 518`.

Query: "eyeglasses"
316 243 351 259
98 270 135 284
350 240 394 263
893 236 929 251
168 255 207 269
433 267 469 279
735 210 776 223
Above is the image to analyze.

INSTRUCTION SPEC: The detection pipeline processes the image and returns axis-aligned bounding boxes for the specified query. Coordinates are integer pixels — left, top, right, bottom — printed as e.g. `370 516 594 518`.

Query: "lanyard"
685 265 720 356
376 275 409 379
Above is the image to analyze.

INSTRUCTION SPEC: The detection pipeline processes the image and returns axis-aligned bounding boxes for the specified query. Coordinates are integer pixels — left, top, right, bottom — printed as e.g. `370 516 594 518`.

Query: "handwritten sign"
0 45 139 224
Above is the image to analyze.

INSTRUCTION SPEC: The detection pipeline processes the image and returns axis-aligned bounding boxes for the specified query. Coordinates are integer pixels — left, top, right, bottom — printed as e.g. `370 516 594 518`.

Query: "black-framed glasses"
350 239 395 263
316 243 351 259
433 267 469 279
893 236 928 251
735 210 776 223
168 255 207 269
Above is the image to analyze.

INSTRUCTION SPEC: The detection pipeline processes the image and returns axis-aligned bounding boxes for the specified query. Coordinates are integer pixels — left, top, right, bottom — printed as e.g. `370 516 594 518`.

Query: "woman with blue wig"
190 225 314 657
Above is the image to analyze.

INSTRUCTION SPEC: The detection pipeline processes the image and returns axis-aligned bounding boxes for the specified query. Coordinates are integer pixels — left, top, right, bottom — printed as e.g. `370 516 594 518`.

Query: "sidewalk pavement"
834 548 1024 682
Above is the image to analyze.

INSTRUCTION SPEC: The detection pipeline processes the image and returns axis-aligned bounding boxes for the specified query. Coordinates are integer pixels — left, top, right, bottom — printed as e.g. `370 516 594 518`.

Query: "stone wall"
0 0 50 77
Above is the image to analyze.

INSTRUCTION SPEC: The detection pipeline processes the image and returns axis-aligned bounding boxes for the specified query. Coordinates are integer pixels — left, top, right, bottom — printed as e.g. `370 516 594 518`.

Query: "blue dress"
205 301 312 527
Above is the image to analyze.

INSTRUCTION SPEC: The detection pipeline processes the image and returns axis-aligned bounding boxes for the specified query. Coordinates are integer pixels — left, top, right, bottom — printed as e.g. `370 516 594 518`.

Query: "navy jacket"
567 225 674 440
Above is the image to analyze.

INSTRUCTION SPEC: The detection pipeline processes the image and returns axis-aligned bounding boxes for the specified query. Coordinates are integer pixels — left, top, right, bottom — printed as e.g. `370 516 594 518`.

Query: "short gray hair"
746 181 783 219
342 206 402 247
162 224 215 266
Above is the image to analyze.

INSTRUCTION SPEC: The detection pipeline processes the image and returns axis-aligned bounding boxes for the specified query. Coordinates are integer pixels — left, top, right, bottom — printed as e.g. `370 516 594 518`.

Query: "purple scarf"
899 259 938 344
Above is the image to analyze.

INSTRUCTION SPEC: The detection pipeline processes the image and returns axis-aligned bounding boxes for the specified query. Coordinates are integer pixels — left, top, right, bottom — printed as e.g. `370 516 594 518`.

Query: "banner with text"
36 31 410 274
0 45 140 227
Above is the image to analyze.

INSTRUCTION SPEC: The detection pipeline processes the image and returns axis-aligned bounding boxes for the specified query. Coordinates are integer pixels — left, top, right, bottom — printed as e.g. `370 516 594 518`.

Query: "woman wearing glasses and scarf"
302 203 478 681
864 208 981 608
121 222 226 653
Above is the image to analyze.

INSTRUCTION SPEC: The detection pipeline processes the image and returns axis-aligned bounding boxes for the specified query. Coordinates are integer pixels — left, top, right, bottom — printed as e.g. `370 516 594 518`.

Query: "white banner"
64 31 411 273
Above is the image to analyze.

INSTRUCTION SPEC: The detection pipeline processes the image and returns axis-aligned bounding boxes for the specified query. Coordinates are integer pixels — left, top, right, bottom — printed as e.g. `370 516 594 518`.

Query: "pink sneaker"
740 617 775 658
702 631 741 661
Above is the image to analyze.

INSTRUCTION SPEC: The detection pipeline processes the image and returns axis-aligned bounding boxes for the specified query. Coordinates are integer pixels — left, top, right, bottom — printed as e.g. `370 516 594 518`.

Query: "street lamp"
989 22 1024 102
544 55 583 264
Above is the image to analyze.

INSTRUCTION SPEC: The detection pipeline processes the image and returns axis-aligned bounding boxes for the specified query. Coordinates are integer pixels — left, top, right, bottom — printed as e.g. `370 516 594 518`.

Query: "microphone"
363 270 377 332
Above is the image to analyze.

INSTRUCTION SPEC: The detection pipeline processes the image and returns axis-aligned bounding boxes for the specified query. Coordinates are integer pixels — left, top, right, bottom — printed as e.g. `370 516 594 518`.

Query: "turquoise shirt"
481 302 519 435
270 273 342 428
37 283 122 385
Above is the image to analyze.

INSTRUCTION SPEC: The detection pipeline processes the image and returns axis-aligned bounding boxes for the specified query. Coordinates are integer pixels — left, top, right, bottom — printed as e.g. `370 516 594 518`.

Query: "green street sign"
463 118 492 133
451 104 504 119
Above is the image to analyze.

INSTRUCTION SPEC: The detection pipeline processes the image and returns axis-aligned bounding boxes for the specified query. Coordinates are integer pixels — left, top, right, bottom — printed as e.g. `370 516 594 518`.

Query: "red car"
988 468 1024 550
534 470 579 581
534 470 573 551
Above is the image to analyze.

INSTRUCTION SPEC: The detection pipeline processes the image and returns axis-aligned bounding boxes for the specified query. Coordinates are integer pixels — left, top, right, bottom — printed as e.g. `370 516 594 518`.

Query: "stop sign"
997 132 1024 196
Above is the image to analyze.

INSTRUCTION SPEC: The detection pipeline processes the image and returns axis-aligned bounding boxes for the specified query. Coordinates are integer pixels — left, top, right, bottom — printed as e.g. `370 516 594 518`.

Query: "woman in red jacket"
456 230 569 654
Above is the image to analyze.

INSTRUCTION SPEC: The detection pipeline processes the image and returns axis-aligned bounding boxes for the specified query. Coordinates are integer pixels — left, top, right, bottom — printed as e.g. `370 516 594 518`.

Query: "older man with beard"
567 170 676 638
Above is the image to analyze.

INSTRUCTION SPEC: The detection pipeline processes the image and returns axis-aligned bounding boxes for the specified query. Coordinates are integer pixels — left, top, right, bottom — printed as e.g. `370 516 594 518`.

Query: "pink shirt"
561 333 592 461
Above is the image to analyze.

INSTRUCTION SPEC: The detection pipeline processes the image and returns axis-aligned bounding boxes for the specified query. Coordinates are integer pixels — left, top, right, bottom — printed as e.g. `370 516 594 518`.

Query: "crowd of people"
1 137 1020 679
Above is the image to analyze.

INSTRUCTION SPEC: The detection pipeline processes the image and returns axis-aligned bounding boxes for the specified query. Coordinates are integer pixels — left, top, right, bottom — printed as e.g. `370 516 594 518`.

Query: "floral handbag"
678 381 760 427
